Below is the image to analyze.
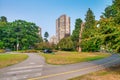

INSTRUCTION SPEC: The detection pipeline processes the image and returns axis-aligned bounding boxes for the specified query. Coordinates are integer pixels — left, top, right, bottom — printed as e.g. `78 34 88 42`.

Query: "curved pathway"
0 53 120 80
0 53 45 80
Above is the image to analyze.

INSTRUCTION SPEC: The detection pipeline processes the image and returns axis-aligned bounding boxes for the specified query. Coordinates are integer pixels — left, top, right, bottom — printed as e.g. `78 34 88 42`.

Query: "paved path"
29 54 120 80
0 53 120 80
0 53 45 80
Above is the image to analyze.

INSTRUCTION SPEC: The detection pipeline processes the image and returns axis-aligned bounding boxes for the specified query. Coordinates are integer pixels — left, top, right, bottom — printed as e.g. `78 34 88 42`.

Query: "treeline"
81 0 120 53
0 17 42 51
1 0 120 53
57 0 120 53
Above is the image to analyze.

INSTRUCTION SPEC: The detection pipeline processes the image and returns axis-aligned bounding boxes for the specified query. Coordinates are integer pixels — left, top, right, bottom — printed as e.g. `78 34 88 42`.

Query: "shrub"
57 37 74 51
22 50 38 53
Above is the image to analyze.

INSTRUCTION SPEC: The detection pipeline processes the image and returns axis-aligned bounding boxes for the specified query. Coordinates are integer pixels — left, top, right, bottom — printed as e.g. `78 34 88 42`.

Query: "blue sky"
0 0 112 38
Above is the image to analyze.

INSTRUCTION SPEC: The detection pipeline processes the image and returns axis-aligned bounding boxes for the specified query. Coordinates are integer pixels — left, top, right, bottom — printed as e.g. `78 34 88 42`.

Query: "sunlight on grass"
41 51 110 65
0 53 28 68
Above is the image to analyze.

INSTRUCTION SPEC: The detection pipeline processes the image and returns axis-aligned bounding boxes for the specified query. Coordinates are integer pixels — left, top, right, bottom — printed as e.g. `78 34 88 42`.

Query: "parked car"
43 49 52 53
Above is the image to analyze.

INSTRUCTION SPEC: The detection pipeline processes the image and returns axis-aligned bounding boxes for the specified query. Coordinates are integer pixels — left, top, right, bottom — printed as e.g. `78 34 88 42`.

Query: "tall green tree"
81 8 98 52
112 0 120 24
102 5 117 18
0 16 7 22
71 18 82 50
44 32 49 42
0 18 42 50
85 8 95 29
98 0 120 53
82 8 96 39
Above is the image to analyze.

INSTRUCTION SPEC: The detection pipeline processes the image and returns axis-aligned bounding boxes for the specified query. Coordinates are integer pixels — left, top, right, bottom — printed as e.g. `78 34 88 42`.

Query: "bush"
57 37 74 51
21 50 38 53
34 42 55 50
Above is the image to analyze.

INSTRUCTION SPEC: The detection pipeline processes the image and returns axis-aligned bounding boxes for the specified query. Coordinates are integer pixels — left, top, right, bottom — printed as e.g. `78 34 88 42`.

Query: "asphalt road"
0 53 45 80
0 53 120 80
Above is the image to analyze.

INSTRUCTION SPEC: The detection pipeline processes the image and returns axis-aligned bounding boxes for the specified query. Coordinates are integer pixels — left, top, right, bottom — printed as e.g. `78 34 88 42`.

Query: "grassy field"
41 51 110 65
69 64 120 80
0 53 28 68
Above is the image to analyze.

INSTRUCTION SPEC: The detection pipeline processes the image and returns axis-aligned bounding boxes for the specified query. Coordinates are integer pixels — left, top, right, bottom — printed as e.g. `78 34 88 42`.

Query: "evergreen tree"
0 16 7 22
102 5 117 18
44 32 49 42
81 8 99 52
85 8 95 29
71 18 82 50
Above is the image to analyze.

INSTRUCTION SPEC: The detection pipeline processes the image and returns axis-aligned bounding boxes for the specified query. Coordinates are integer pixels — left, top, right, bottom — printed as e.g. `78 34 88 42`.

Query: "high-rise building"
56 14 70 43
49 35 57 44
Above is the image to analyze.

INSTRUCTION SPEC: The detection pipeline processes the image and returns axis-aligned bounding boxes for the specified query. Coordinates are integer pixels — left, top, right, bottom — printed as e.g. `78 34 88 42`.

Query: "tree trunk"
79 22 85 52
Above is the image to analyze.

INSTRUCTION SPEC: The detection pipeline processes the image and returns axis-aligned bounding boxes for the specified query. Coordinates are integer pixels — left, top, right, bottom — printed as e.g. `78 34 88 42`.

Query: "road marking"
30 62 36 64
28 57 120 80
10 65 43 70
6 70 32 74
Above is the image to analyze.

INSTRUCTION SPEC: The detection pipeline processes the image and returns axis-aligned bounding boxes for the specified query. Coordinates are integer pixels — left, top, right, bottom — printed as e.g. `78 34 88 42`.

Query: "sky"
0 0 112 39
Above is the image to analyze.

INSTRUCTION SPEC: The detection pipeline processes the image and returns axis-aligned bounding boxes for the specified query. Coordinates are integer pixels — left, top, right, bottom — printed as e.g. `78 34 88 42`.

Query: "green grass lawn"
0 53 28 68
69 64 120 80
41 51 110 65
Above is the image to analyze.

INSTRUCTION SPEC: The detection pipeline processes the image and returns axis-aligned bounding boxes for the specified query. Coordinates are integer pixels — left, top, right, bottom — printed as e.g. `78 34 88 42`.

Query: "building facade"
49 35 57 44
56 14 70 43
38 27 42 36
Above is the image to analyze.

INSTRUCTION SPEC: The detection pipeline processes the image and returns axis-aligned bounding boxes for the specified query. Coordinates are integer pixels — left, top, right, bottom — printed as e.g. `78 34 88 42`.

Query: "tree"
0 18 42 50
0 16 7 22
71 18 82 51
57 37 74 51
81 8 99 52
102 5 117 18
112 0 120 24
82 8 96 39
44 32 49 42
84 8 95 29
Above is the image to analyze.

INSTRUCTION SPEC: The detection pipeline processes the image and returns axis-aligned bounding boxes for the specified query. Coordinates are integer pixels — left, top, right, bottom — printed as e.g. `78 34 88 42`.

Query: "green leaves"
44 32 49 42
85 8 95 29
71 18 82 50
0 18 42 50
57 37 74 51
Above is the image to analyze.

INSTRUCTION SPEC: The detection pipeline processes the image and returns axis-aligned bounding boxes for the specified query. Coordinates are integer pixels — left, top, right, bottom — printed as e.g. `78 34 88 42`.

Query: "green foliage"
57 37 74 51
113 0 120 24
81 8 98 52
81 4 120 53
71 18 82 50
35 42 54 50
85 8 95 29
81 37 102 52
102 5 117 18
0 16 7 22
44 32 49 42
0 17 42 51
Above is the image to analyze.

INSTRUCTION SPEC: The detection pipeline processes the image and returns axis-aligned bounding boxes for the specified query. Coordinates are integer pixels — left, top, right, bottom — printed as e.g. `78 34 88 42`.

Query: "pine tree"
85 8 95 29
71 18 82 50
